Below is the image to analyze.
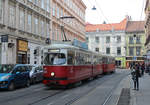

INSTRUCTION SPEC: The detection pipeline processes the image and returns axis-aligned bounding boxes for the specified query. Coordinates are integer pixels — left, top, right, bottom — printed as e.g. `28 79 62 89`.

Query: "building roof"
125 21 145 33
85 18 127 32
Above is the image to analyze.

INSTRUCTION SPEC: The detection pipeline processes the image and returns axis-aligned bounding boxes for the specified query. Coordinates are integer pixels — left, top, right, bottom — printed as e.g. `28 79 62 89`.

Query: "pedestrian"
131 64 140 91
148 64 150 75
141 63 145 76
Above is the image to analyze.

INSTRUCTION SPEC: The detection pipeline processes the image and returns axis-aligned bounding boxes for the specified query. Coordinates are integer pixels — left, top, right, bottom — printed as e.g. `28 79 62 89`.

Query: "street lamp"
92 6 96 10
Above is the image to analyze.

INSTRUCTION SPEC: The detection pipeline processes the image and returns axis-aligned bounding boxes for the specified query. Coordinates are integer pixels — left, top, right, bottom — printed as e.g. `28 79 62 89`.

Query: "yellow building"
125 21 146 68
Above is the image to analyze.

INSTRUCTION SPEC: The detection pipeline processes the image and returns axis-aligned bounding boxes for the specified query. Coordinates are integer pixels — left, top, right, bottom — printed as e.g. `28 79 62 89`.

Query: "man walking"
131 64 140 91
141 63 145 76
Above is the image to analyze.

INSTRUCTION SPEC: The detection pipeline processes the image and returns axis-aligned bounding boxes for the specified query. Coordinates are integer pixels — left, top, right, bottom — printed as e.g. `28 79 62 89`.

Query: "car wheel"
26 79 30 87
8 82 15 91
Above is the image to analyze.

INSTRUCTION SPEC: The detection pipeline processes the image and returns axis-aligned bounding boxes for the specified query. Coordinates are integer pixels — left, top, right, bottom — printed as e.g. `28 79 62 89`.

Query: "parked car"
27 65 43 84
0 64 30 91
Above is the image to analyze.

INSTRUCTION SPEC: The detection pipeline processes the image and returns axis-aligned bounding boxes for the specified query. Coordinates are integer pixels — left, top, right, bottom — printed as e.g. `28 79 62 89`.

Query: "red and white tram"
42 43 115 87
102 56 116 74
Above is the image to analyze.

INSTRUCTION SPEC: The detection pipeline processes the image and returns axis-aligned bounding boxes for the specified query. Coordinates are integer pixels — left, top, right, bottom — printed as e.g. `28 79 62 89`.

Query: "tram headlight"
51 72 55 77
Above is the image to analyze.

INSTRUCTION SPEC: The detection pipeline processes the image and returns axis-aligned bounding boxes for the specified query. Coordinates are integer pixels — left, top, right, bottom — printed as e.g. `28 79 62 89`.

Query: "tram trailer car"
43 44 103 87
102 56 116 74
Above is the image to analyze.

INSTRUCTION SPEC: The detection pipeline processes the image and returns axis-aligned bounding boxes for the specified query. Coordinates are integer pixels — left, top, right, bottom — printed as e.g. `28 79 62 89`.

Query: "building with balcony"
86 17 128 68
51 0 86 42
0 0 86 64
145 0 150 64
125 21 145 68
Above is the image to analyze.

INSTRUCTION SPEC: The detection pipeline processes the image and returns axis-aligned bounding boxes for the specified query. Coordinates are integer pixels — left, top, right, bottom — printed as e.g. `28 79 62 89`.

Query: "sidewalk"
130 73 150 105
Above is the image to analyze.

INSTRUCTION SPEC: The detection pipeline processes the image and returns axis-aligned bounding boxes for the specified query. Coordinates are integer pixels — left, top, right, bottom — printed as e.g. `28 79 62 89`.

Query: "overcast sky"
82 0 146 24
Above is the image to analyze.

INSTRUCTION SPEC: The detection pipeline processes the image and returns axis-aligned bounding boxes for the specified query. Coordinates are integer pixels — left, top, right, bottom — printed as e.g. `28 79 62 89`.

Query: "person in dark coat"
131 64 140 91
141 63 145 76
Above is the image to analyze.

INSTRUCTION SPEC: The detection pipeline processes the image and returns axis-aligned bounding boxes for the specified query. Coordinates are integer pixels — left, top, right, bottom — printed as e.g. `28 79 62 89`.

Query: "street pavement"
130 73 150 105
1 69 150 105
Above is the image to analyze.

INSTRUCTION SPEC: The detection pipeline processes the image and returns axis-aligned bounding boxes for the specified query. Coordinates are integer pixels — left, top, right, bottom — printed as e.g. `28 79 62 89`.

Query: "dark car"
0 64 30 90
27 65 43 84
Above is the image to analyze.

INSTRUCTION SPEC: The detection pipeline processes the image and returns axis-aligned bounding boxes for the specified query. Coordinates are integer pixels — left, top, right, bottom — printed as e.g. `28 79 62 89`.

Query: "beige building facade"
51 0 86 42
145 0 150 64
0 0 86 64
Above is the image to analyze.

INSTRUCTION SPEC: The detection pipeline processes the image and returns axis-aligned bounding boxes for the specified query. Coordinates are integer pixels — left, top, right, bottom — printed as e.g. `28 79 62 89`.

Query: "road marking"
61 94 69 99
47 102 54 105
33 87 45 92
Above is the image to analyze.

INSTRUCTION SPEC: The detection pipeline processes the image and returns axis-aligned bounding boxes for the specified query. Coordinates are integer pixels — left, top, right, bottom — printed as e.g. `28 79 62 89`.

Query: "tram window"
75 52 85 65
68 51 75 65
44 53 66 65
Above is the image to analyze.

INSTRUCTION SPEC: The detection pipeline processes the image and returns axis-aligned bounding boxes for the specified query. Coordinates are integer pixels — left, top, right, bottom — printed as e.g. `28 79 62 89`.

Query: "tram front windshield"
44 53 66 65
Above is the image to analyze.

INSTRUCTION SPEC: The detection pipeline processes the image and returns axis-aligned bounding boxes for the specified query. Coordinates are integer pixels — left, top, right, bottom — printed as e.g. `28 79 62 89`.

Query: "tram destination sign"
48 49 60 52
1 35 8 42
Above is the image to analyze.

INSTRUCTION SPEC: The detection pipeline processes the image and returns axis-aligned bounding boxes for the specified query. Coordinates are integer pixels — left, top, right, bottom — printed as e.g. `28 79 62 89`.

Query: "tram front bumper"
43 77 68 86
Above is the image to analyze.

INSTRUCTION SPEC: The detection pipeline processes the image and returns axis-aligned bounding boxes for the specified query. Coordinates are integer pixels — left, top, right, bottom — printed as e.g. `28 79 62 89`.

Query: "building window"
136 36 141 44
60 8 63 17
117 47 121 55
41 20 44 36
41 0 45 9
117 36 121 43
57 7 60 18
52 3 55 16
9 4 15 27
136 47 141 56
86 37 89 42
106 36 110 43
129 47 134 56
27 14 32 32
95 36 99 43
34 0 38 5
47 22 50 38
19 9 25 30
47 0 50 12
34 17 38 34
0 0 3 23
106 47 110 54
129 36 134 44
57 28 59 40
95 48 99 52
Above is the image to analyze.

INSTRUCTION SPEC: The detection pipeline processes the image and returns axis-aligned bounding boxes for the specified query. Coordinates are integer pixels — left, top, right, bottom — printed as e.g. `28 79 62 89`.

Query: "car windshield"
44 53 66 65
0 65 15 73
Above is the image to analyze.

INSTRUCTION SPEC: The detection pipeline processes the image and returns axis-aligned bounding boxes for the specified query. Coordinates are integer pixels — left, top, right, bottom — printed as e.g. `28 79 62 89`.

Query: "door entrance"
17 52 27 64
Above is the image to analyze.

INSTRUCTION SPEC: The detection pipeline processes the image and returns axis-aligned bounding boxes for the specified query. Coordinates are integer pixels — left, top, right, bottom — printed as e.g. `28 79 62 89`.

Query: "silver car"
28 65 43 84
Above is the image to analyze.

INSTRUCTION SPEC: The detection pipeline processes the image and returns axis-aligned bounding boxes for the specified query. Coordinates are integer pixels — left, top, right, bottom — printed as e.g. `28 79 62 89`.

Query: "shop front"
17 40 28 64
126 56 144 69
115 57 126 69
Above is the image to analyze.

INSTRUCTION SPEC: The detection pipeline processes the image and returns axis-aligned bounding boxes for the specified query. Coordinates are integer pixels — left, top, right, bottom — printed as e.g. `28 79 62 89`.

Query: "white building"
86 18 128 68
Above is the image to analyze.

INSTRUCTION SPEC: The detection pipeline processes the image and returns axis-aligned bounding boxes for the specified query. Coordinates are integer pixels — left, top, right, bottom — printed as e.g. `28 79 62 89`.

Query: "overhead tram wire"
86 0 104 24
137 0 146 32
94 0 114 29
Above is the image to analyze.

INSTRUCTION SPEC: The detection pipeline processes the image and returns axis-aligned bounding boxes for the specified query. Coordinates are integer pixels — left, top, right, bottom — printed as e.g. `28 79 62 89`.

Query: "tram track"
64 72 129 105
0 71 129 105
101 74 129 105
0 85 64 105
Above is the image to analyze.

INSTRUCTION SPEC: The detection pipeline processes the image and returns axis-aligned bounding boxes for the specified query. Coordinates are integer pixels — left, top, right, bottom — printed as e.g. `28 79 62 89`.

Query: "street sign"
133 56 137 60
1 35 8 42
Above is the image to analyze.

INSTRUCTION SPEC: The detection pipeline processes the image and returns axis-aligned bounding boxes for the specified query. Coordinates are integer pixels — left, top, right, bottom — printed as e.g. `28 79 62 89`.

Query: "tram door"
67 50 75 78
